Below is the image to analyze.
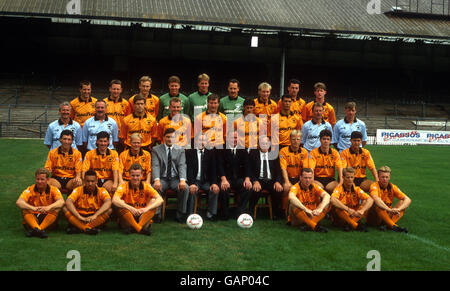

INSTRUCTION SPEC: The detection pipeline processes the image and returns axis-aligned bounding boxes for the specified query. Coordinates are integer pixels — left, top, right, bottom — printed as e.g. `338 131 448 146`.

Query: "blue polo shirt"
44 119 82 150
332 118 367 152
301 119 333 152
82 115 119 150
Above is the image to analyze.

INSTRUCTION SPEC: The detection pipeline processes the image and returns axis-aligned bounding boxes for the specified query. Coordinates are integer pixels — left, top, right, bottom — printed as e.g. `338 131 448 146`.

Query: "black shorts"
97 179 107 187
54 176 71 190
354 177 366 186
315 177 336 187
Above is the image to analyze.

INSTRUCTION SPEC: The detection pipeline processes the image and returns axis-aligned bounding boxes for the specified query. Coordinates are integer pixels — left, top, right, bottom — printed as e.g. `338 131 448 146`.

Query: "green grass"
0 139 449 271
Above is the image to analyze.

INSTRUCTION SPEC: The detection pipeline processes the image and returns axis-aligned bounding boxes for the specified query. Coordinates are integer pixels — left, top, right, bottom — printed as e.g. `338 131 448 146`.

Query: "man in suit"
186 134 220 220
217 131 252 220
248 135 284 218
151 128 189 223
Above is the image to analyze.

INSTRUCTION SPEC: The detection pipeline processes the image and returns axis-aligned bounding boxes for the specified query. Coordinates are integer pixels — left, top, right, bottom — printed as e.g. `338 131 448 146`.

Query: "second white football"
186 214 203 229
237 213 253 229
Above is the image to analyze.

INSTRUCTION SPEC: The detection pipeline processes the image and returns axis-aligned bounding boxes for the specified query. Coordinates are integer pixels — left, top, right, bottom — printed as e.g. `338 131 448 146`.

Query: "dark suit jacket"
216 148 250 181
185 148 217 186
248 149 282 184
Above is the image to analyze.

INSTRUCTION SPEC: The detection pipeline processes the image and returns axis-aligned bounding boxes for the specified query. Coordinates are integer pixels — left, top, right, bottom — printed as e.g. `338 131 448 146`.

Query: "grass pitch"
0 139 449 271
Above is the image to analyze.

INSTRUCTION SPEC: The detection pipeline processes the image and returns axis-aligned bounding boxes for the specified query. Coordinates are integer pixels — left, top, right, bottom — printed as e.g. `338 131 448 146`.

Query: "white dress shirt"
259 151 271 180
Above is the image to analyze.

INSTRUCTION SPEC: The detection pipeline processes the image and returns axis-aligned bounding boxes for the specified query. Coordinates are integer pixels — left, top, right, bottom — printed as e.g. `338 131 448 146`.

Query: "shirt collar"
108 96 123 103
165 144 173 152
33 184 50 195
94 114 109 121
379 182 392 191
58 146 73 155
198 91 210 96
133 112 147 119
318 147 332 155
96 148 111 156
128 181 144 190
288 146 299 154
58 118 73 125
311 119 325 125
349 147 363 155
83 186 98 196
344 116 357 124
343 184 356 193
257 97 271 105
78 96 93 103
280 111 292 117
130 148 143 157
300 183 313 191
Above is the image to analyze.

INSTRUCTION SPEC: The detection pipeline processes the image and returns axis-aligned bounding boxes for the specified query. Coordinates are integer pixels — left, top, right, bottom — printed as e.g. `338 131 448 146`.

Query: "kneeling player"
288 168 330 232
113 163 163 235
16 168 65 238
45 130 83 194
330 167 373 232
82 131 119 194
63 170 112 235
340 131 378 192
309 129 342 194
367 166 411 233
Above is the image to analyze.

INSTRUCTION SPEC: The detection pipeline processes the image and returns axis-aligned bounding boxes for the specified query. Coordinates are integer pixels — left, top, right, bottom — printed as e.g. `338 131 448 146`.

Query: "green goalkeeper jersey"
219 95 245 119
188 91 212 121
157 93 190 121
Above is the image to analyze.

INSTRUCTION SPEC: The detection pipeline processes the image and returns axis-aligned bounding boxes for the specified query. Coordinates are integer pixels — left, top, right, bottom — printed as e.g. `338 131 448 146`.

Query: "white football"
237 214 253 229
186 214 203 230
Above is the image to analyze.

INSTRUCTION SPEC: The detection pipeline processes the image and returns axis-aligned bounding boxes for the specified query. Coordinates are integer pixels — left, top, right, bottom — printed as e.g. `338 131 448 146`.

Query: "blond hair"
258 82 272 91
290 130 302 138
35 168 50 178
378 166 392 175
314 82 327 91
343 167 355 176
198 73 210 82
139 76 152 84
59 101 71 111
130 133 143 142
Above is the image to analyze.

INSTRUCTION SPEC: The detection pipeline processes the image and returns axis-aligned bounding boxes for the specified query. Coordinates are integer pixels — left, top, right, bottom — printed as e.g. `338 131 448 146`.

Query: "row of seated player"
27 126 411 236
16 163 411 238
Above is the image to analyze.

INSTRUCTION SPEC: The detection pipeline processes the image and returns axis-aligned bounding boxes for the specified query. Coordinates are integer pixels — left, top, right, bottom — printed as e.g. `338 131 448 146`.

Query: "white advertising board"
376 129 450 145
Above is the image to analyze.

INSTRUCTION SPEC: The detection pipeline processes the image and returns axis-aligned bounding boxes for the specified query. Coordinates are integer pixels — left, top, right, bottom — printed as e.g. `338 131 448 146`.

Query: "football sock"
375 208 404 229
292 209 317 230
138 209 156 229
87 212 110 229
65 211 88 231
39 211 58 230
23 211 40 230
335 209 360 229
118 209 142 233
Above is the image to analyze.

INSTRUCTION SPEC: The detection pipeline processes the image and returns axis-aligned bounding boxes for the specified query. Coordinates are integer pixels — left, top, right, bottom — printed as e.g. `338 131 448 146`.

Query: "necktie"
232 149 237 180
167 147 172 179
199 149 204 183
262 153 268 179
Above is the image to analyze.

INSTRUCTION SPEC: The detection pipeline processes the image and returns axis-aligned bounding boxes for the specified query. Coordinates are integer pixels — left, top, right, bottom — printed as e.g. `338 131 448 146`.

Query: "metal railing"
0 104 59 125
0 121 49 138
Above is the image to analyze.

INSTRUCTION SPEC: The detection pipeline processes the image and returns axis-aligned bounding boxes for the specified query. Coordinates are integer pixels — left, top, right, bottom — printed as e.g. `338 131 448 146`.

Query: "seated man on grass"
16 168 65 238
63 169 112 235
113 163 163 235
